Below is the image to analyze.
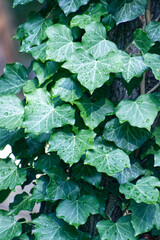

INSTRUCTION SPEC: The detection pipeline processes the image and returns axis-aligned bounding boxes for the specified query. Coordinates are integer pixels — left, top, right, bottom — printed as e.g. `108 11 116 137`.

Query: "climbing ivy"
0 0 160 239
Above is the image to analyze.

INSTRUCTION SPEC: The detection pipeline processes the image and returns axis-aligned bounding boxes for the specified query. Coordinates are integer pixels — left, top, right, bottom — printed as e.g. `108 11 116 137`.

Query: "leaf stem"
147 81 160 94
140 72 146 95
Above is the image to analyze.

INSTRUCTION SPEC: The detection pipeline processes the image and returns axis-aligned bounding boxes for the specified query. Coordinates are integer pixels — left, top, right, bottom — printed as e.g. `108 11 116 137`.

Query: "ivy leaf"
45 166 80 201
75 96 114 130
0 63 28 96
13 0 33 7
0 210 22 239
103 118 150 153
108 0 147 24
72 162 102 187
119 176 160 204
144 53 160 80
133 28 155 54
129 201 159 235
56 195 99 228
27 42 47 63
57 0 90 16
0 95 24 130
31 175 49 202
0 159 26 190
46 24 81 62
33 61 59 85
85 144 130 176
48 129 95 165
145 21 160 42
82 22 118 59
0 128 24 150
63 50 123 93
33 214 79 240
9 192 35 215
153 126 160 146
20 15 52 52
97 215 136 240
35 153 60 171
51 78 83 104
114 162 145 184
120 51 148 82
154 150 160 167
115 94 159 130
24 89 75 134
70 4 107 29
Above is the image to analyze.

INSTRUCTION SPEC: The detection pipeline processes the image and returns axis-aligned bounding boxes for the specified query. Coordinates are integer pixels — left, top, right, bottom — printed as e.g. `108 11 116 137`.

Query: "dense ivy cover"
0 0 160 239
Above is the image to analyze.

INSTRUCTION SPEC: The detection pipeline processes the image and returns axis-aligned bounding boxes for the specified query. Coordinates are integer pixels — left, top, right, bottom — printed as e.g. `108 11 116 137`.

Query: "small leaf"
82 22 118 59
120 176 160 204
13 0 33 7
0 95 24 130
51 77 82 104
108 0 147 24
75 96 114 130
97 215 136 240
0 210 22 239
0 159 26 190
56 195 99 228
9 192 35 215
33 214 79 240
24 89 75 134
115 94 159 130
153 126 160 146
114 162 145 184
145 21 160 42
46 24 81 62
103 118 150 153
154 150 160 167
35 153 60 171
85 144 130 176
31 175 49 202
120 51 148 82
57 0 90 16
63 50 123 93
133 28 155 54
129 200 159 235
0 128 24 150
48 129 95 165
27 42 47 63
144 53 160 80
0 63 28 96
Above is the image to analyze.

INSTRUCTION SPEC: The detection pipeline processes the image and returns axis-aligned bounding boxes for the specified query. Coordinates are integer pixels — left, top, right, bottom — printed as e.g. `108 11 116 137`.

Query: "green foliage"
1 0 160 239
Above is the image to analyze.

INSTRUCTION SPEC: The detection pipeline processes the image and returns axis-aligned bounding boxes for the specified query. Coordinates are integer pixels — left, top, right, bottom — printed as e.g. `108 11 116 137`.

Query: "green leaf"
56 195 99 228
144 53 160 80
63 50 123 93
0 128 24 150
119 176 160 204
9 192 35 215
108 0 147 24
153 126 160 146
0 95 24 130
97 215 136 240
35 153 60 171
46 24 81 62
103 118 150 153
57 0 90 16
48 129 95 165
0 210 21 239
20 15 52 52
120 51 148 82
0 63 28 96
114 162 145 184
13 0 32 7
145 21 160 42
154 150 160 167
115 94 159 130
85 144 130 176
0 159 26 190
82 22 118 59
33 61 59 85
45 167 80 201
27 42 47 63
51 77 83 104
70 4 107 29
133 28 155 54
129 201 159 235
31 175 49 202
24 89 75 134
72 162 102 187
75 96 114 130
33 214 79 240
